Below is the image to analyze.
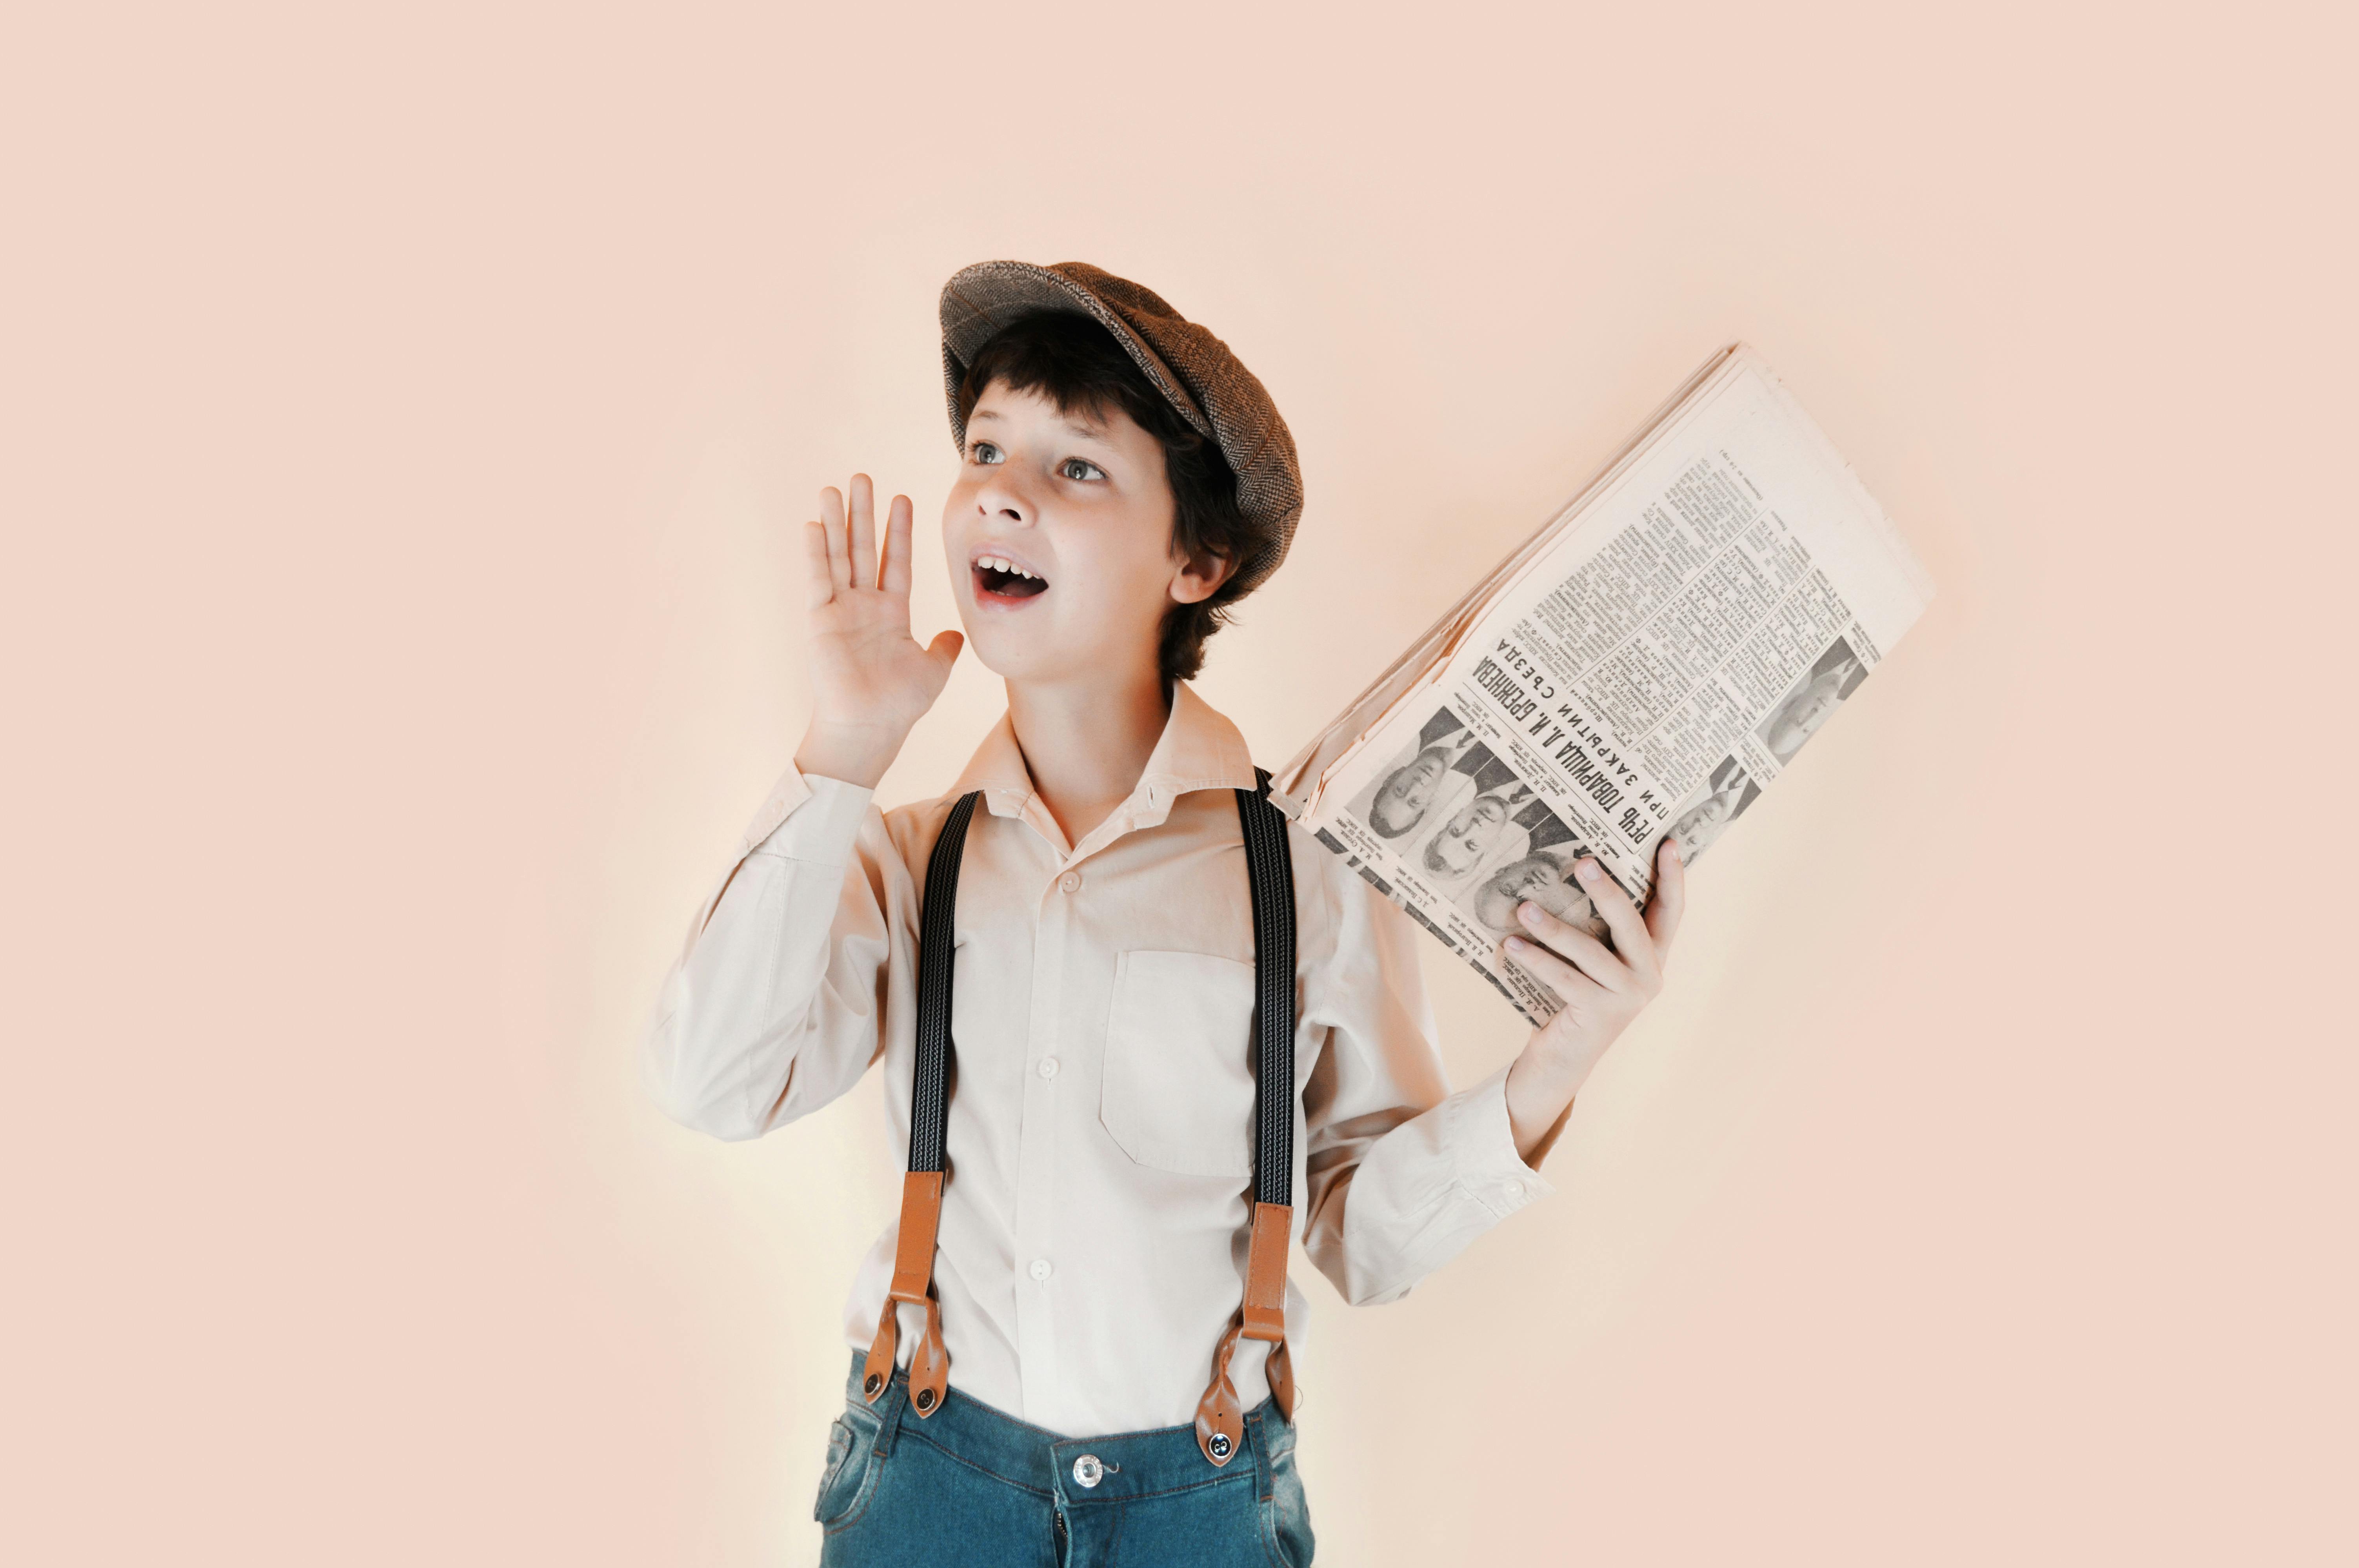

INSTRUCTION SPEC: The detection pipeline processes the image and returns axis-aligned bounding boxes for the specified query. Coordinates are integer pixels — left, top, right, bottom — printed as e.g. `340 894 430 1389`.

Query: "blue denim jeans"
815 1353 1314 1567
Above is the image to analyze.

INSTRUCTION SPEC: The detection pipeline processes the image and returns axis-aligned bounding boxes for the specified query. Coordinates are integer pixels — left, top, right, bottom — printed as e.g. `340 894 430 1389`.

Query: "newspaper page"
1272 347 1933 1026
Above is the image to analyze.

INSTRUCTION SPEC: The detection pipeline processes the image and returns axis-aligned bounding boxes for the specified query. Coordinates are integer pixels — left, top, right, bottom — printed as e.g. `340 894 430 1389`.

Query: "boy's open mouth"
973 553 1049 603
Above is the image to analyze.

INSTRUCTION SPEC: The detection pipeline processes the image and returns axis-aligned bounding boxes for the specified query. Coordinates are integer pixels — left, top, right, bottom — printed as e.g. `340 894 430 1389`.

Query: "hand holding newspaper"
1271 346 1933 1026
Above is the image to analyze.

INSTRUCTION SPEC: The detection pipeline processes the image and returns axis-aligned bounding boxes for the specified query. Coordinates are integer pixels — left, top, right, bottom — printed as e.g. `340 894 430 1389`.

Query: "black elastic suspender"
904 778 1293 1201
872 773 1301 1462
907 789 980 1179
858 789 979 1415
1238 768 1298 1210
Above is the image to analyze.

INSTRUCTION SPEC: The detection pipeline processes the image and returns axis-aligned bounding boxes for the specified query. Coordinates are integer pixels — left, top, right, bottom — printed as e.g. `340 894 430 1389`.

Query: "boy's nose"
973 472 1038 526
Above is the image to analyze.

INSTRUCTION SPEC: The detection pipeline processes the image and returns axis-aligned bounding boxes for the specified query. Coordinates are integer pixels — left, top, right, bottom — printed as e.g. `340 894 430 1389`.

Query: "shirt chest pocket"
1100 950 1257 1179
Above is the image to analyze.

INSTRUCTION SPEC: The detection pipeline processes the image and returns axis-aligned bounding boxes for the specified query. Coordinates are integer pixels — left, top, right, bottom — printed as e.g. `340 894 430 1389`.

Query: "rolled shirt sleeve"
1297 861 1553 1307
640 764 906 1141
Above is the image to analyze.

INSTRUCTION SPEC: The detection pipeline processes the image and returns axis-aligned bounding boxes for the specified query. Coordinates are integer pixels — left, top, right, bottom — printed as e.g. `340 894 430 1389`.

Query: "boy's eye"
970 441 1003 465
1060 458 1105 481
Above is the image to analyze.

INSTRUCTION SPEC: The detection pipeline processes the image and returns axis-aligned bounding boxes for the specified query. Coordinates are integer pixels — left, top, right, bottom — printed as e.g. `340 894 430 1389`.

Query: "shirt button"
1030 1258 1053 1282
1037 1056 1060 1080
1058 871 1083 894
1503 1180 1525 1200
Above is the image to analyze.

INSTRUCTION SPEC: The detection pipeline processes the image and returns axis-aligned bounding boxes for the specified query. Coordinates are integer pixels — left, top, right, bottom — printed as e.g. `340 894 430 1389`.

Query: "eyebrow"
965 404 1116 441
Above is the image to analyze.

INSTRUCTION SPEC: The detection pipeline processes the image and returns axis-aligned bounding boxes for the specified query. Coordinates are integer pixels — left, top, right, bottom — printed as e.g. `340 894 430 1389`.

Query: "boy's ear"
1169 549 1237 607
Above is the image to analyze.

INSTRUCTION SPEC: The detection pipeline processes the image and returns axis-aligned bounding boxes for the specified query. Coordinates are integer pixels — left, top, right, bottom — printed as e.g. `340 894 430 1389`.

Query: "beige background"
6 2 2354 1563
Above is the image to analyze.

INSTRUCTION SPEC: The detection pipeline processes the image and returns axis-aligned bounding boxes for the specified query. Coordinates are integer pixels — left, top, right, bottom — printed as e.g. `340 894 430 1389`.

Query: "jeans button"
1072 1454 1103 1488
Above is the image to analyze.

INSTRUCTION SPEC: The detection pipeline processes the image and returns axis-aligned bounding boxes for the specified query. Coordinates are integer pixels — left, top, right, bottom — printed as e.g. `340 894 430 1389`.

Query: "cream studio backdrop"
4 2 2354 1565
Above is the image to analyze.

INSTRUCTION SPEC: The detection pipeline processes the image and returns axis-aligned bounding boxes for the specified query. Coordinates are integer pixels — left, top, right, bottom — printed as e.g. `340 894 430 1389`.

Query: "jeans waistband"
843 1352 1294 1508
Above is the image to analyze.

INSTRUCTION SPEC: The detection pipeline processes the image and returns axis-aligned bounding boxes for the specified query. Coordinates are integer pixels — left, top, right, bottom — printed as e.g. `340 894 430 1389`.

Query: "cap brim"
939 261 1212 445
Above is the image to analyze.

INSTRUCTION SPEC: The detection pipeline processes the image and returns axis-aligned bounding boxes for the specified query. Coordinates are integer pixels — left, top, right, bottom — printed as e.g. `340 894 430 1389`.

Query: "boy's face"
943 382 1227 687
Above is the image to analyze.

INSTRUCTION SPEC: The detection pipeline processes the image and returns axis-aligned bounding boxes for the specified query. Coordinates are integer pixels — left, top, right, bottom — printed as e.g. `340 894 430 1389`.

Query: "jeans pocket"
1261 1442 1316 1568
812 1406 881 1528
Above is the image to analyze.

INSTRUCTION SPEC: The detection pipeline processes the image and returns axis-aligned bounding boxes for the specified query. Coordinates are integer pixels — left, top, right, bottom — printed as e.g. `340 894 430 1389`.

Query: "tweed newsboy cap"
938 260 1303 595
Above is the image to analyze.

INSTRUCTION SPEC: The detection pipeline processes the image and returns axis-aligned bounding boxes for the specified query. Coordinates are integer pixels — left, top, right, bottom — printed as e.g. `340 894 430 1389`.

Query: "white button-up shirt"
643 683 1551 1438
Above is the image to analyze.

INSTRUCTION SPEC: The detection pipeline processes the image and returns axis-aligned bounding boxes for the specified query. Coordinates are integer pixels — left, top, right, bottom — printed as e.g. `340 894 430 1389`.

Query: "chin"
964 631 1101 688
964 641 1021 681
959 620 1041 681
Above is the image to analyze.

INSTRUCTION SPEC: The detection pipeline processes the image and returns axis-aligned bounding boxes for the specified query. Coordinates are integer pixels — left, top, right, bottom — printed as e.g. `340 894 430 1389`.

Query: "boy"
643 261 1685 1566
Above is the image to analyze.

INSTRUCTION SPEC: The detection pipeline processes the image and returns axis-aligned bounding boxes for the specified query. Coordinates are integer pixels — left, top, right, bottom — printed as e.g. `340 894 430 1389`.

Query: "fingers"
1573 857 1660 985
800 519 835 610
1510 899 1630 991
1502 926 1608 1007
925 628 964 671
880 492 916 597
1645 838 1687 960
847 474 878 590
819 486 852 593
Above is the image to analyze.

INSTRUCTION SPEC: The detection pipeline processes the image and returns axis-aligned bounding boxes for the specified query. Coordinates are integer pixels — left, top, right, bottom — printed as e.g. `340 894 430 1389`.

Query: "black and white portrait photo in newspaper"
1665 756 1762 865
1345 706 1490 842
1345 705 1615 942
1459 798 1609 944
1757 636 1869 765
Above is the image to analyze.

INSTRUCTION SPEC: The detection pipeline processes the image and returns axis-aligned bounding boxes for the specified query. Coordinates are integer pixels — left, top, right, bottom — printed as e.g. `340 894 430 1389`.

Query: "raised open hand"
794 474 963 789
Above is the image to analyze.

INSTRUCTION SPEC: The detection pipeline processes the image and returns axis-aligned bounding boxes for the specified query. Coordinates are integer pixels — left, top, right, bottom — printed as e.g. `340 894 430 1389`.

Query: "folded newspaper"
1270 345 1934 1026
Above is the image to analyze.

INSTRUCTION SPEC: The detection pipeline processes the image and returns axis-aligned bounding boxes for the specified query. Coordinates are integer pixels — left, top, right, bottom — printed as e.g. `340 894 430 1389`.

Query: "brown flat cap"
938 260 1303 595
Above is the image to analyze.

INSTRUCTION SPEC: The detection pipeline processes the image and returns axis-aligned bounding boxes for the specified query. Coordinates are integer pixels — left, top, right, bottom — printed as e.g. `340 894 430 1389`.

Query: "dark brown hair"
953 310 1276 686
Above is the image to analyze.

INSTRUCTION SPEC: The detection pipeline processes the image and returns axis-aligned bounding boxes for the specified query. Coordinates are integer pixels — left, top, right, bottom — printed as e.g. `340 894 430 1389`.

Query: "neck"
1006 666 1171 847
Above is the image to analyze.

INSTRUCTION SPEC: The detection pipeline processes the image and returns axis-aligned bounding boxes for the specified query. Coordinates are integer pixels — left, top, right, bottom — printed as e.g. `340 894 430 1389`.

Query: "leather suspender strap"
1194 769 1300 1466
861 790 980 1418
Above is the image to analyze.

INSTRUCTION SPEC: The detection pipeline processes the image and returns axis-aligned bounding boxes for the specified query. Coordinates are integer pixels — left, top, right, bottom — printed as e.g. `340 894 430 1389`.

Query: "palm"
801 474 961 745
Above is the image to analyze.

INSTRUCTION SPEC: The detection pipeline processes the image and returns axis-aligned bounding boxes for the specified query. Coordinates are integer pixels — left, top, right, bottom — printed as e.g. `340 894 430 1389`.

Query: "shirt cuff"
740 761 875 866
1450 1065 1556 1220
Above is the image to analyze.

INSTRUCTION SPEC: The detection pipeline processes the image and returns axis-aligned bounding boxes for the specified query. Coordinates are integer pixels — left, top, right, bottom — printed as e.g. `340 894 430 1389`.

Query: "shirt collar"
950 681 1262 853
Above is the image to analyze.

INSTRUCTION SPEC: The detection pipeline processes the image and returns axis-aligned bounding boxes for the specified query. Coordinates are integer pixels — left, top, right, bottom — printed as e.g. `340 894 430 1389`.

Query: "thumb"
925 628 964 671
